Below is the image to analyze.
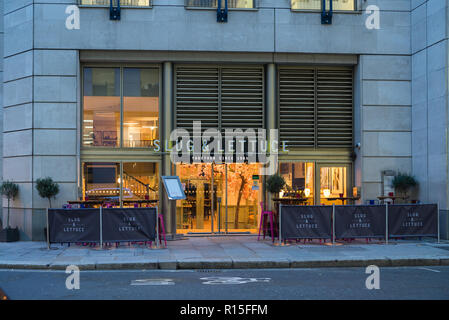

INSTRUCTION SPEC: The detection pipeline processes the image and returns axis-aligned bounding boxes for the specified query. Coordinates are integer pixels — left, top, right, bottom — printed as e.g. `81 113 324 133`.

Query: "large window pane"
80 0 151 6
123 68 159 148
291 0 321 10
186 0 254 8
83 68 121 147
326 0 354 10
292 0 354 10
83 162 120 203
280 162 315 205
122 162 159 203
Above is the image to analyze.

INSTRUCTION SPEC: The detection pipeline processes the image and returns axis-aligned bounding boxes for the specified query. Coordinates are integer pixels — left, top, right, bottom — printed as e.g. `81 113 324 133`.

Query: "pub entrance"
176 163 262 234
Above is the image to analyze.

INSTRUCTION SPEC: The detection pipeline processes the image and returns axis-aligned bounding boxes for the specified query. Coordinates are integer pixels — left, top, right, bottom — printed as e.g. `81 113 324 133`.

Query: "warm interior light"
279 190 285 198
323 189 331 198
304 188 311 197
117 177 121 184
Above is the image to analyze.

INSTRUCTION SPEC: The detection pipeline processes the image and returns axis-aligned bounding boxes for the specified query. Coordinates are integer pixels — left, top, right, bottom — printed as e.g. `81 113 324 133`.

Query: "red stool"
158 213 167 247
257 202 277 243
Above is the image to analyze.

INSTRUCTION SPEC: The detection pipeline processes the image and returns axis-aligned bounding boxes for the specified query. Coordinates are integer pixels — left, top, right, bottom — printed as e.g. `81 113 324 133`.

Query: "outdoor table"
326 197 360 205
272 197 309 205
377 196 409 204
67 200 106 208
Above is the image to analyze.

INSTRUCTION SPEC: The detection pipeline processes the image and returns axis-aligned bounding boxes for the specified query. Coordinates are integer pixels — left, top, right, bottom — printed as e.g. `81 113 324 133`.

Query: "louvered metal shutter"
279 67 353 149
176 65 264 135
175 66 219 134
279 68 316 148
316 69 353 148
221 67 264 133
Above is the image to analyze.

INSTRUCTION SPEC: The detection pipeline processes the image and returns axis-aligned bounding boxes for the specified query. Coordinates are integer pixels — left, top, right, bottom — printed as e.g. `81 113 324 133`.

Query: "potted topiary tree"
265 174 286 210
391 172 418 201
0 181 20 242
36 177 60 209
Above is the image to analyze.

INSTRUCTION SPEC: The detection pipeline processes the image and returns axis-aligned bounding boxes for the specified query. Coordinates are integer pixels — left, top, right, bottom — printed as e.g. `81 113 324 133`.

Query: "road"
0 267 448 300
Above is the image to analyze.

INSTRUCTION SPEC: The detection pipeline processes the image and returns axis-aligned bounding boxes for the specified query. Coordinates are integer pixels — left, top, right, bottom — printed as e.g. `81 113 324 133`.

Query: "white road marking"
131 279 175 285
200 277 271 285
417 267 441 273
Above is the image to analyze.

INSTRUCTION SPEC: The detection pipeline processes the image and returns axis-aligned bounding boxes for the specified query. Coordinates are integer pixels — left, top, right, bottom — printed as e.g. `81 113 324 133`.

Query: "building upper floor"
2 0 425 58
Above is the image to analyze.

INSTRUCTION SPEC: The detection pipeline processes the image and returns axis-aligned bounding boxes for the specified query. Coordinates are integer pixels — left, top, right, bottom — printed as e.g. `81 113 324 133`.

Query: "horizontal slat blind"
279 67 353 149
175 66 219 135
279 68 315 148
176 65 264 136
221 67 264 133
317 69 353 148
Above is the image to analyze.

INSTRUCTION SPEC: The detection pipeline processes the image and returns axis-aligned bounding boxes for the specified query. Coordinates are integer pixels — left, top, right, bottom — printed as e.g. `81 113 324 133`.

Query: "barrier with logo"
280 205 332 240
279 204 439 243
47 207 158 246
334 205 386 239
388 204 438 238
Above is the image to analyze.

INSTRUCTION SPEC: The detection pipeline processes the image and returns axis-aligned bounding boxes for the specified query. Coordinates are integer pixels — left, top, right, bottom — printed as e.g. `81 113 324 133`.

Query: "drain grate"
196 269 223 273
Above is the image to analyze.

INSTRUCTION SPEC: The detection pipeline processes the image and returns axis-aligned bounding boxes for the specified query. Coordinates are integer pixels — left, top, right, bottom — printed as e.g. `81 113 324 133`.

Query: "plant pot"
0 227 20 242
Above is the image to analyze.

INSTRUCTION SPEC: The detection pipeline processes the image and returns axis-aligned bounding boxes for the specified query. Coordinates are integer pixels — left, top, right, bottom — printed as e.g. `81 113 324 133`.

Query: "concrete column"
266 63 277 133
162 62 176 237
265 63 277 210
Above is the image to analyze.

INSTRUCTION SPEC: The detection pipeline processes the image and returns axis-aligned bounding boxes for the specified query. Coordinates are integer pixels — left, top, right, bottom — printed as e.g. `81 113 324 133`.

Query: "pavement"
1 236 449 270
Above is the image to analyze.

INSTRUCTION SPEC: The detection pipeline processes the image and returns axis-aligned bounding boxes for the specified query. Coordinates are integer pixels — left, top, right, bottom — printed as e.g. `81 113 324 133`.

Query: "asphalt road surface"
0 266 448 300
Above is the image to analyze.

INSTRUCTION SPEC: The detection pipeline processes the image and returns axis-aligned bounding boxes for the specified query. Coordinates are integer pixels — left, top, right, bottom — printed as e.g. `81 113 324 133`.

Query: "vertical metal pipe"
100 206 103 249
156 206 160 248
211 162 214 233
332 204 335 244
279 204 282 245
385 203 389 245
46 208 50 250
437 202 440 243
225 164 228 234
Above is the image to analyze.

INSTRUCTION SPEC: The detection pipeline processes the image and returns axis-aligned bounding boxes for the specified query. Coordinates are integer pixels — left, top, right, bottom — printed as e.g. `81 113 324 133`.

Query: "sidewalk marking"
131 279 175 285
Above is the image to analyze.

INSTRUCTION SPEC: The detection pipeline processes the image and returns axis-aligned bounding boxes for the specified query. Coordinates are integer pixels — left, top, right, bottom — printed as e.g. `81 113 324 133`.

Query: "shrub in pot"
391 173 418 199
0 181 20 242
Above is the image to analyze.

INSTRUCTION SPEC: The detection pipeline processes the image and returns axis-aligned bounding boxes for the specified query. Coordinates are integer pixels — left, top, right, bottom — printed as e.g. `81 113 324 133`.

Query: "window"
83 67 160 148
185 0 255 9
80 0 151 6
123 68 159 148
291 0 355 11
280 162 315 205
83 68 121 147
82 162 159 205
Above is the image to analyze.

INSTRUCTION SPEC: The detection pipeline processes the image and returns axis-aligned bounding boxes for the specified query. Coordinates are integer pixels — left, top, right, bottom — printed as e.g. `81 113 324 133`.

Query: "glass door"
176 163 261 234
176 163 224 233
316 163 351 206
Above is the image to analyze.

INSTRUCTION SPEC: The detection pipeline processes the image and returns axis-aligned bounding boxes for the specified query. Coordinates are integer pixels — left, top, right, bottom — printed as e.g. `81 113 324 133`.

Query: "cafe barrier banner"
334 205 386 239
388 204 438 237
48 208 100 243
102 208 157 242
280 205 332 240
